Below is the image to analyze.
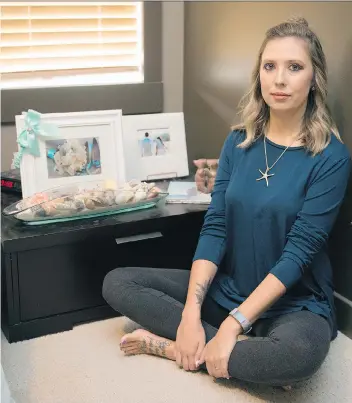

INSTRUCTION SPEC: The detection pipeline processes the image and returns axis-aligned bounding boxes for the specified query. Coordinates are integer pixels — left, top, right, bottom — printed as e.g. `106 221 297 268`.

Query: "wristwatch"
229 308 252 335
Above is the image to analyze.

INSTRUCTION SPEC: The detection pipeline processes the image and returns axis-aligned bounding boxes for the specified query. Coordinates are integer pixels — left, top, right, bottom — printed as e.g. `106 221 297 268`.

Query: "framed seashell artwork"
14 109 126 198
122 112 189 182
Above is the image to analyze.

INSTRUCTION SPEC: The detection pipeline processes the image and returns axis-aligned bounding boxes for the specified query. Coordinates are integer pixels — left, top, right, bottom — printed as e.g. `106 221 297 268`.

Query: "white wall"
0 2 185 171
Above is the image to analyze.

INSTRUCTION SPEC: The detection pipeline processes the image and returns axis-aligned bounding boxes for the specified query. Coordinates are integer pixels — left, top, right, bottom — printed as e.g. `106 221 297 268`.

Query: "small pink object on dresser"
193 158 219 194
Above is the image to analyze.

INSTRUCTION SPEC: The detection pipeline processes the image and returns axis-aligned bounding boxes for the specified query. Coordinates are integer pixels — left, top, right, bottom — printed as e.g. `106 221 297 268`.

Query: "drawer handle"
115 232 163 245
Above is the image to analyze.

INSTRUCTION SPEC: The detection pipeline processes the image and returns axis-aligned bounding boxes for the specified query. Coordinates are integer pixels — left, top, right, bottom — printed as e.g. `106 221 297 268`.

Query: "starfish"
256 168 274 187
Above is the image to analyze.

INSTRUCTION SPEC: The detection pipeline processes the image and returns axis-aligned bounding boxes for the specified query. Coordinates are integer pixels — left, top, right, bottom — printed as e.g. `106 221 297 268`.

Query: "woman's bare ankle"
120 329 176 360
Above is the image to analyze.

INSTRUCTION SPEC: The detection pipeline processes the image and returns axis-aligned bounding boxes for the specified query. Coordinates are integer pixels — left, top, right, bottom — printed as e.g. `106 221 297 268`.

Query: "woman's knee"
228 314 331 385
270 317 331 378
289 338 328 377
102 267 136 305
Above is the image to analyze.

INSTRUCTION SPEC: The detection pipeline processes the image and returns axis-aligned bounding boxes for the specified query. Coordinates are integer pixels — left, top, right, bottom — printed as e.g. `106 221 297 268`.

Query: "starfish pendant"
256 168 274 187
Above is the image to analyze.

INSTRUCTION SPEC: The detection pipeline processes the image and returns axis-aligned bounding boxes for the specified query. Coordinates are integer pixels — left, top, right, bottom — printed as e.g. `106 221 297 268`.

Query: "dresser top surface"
1 179 208 253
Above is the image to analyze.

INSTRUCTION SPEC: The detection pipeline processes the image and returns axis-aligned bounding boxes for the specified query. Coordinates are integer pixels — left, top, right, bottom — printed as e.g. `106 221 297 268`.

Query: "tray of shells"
2 179 168 225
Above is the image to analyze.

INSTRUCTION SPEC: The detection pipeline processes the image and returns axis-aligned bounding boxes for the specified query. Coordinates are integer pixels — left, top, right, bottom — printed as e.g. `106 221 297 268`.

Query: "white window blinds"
0 2 144 89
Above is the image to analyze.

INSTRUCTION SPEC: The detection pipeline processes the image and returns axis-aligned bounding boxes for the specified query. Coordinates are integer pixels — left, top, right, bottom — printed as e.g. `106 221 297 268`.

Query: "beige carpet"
2 316 352 403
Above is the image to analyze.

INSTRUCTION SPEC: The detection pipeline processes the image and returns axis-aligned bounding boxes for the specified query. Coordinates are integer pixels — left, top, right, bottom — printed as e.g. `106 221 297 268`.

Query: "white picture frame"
122 112 189 181
15 110 126 198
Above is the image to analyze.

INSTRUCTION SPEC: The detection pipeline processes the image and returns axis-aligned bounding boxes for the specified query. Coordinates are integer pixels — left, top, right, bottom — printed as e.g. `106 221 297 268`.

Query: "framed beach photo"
15 110 126 198
122 113 189 181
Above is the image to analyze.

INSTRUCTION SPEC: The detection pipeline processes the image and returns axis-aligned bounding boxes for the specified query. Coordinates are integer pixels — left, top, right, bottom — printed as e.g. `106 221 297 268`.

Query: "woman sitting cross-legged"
102 16 351 389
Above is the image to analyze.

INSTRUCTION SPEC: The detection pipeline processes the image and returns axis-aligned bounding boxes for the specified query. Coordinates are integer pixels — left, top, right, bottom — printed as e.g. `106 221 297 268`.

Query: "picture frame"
122 112 189 181
15 110 126 198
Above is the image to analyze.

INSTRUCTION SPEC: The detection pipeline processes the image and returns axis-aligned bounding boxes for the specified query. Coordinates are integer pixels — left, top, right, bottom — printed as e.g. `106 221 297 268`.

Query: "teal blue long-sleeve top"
193 130 351 340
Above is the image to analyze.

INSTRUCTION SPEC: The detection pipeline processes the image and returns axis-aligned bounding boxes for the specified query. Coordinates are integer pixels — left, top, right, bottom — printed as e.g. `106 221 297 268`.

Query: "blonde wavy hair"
232 16 342 155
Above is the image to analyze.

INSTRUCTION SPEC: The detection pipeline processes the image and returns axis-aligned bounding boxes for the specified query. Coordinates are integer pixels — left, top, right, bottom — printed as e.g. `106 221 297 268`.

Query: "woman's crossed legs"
102 267 331 387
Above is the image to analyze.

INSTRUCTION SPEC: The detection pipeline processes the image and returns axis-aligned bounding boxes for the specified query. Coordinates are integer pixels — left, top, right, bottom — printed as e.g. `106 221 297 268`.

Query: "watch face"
231 310 250 331
235 314 245 325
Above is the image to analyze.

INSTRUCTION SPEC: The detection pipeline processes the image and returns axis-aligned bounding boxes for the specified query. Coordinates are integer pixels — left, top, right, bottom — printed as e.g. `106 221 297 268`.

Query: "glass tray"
3 180 168 225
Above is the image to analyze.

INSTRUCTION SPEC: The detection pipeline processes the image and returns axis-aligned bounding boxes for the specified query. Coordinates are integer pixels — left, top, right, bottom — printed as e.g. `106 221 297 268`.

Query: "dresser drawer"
17 223 200 322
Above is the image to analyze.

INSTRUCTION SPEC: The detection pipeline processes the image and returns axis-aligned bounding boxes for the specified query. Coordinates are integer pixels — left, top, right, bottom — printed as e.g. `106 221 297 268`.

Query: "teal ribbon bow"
13 109 58 169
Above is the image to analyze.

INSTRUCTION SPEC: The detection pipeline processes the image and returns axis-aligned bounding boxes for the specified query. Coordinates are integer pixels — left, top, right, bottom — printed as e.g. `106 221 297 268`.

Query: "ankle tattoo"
139 339 148 354
138 337 171 357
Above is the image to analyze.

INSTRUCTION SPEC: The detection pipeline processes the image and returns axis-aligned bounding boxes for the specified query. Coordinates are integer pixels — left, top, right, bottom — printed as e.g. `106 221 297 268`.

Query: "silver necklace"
256 135 297 187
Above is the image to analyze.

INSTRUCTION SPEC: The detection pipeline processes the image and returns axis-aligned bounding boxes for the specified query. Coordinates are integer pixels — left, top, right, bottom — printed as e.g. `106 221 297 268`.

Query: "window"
0 2 144 89
1 2 161 123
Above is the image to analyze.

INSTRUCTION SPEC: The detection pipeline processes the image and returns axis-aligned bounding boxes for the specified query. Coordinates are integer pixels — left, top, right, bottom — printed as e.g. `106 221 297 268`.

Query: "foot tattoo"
119 329 174 359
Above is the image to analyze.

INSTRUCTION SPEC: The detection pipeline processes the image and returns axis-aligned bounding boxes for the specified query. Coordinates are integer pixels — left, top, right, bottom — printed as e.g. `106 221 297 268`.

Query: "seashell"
91 191 103 200
114 192 125 205
74 195 87 205
193 158 207 169
133 184 142 193
123 183 133 192
138 181 147 188
63 196 75 203
115 190 134 205
103 190 115 206
29 192 49 206
54 201 77 211
42 201 57 216
128 179 140 188
54 197 67 204
207 159 219 170
124 190 135 203
134 190 147 202
32 205 47 217
84 198 96 210
149 186 161 194
74 200 85 211
206 177 215 192
209 167 217 176
147 192 158 199
90 196 105 206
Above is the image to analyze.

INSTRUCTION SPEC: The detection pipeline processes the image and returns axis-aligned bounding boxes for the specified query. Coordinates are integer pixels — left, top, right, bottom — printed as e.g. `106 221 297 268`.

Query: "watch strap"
229 308 252 334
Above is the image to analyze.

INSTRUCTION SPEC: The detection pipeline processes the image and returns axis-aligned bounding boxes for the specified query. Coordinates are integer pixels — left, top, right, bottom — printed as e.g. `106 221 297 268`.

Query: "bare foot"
120 329 176 360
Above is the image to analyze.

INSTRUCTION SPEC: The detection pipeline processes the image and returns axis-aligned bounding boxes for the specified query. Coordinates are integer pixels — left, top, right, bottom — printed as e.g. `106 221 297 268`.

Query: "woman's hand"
197 317 242 379
175 311 206 371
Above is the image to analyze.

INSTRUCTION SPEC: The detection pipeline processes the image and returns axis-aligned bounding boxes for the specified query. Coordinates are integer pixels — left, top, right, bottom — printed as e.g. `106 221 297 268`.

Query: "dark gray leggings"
102 267 332 386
